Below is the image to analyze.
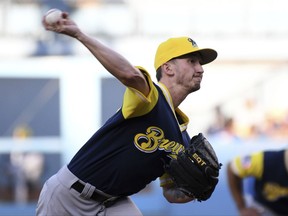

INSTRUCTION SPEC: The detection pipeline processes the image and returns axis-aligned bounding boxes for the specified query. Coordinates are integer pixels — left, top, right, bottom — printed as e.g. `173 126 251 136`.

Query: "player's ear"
162 62 174 76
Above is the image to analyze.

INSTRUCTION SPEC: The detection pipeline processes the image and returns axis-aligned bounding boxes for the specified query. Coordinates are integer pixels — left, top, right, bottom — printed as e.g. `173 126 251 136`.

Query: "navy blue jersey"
254 150 288 215
68 69 190 196
232 150 288 215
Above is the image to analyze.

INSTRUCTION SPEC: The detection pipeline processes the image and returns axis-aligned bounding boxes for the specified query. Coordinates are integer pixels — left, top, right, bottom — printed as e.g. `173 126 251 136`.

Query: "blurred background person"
227 148 288 216
206 105 228 135
9 125 44 203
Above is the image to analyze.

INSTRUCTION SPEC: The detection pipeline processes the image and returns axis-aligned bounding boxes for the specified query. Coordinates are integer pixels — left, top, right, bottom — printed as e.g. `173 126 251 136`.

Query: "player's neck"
159 81 188 109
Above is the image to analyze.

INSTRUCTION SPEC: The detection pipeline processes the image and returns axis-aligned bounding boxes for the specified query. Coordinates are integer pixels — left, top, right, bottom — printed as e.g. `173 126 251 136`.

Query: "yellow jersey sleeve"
122 66 159 119
231 151 264 179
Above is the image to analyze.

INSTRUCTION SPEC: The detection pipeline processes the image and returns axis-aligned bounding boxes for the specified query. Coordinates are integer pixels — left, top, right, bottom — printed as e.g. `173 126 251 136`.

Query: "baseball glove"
165 133 221 201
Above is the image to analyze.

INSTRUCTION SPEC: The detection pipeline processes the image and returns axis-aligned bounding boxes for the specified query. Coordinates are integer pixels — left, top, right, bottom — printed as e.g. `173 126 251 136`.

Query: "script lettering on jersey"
263 182 288 201
134 126 184 157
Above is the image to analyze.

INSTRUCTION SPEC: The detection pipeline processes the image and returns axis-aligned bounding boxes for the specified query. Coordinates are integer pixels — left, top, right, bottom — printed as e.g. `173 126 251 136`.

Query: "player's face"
172 53 204 93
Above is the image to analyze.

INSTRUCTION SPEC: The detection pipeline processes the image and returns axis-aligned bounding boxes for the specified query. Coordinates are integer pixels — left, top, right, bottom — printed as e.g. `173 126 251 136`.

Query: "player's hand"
42 12 81 38
162 184 195 203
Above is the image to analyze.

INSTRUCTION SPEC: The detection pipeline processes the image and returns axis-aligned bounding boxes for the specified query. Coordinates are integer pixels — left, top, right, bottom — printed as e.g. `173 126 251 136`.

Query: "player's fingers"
42 16 55 30
62 12 69 19
43 23 61 33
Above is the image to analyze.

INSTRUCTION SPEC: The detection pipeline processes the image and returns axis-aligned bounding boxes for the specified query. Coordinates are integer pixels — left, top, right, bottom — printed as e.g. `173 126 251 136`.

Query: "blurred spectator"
221 117 238 139
206 106 241 143
206 98 288 141
227 148 288 216
207 105 227 135
233 98 264 139
11 125 44 202
262 109 288 140
0 125 44 203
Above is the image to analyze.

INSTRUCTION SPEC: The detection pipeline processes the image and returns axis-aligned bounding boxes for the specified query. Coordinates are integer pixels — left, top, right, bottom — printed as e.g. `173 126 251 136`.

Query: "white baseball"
45 9 62 25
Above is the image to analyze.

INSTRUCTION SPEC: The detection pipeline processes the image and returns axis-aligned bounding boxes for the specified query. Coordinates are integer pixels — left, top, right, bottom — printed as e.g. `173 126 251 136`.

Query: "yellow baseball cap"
154 37 217 70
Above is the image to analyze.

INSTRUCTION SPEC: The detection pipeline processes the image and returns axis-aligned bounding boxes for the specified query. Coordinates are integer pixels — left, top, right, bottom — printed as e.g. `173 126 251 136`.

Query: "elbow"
116 66 144 85
120 70 144 86
120 75 140 87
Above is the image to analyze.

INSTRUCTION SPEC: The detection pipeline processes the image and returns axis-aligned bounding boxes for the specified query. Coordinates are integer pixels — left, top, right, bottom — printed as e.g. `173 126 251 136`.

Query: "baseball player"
227 149 288 216
36 11 218 216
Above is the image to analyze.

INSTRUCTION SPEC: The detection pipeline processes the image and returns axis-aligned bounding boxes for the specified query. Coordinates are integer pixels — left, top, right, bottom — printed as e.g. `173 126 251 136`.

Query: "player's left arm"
227 152 264 215
227 161 246 212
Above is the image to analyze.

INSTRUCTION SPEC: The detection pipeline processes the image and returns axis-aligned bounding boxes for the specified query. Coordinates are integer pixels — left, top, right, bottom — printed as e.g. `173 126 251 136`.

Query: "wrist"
75 31 85 41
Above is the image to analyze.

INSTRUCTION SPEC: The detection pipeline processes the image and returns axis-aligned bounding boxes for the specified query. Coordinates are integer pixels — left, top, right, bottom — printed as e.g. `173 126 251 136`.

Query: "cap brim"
197 48 218 65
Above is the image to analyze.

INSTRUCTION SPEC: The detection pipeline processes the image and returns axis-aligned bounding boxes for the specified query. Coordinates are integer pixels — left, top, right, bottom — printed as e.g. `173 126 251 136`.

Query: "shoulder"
122 67 160 119
230 151 264 178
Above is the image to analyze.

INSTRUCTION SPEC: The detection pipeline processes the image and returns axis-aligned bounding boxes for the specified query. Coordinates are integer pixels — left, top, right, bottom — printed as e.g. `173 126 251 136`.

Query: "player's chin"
190 84 201 93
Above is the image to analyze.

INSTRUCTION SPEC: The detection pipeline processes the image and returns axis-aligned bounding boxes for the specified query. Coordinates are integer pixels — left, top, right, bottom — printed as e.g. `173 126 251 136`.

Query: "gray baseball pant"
36 165 142 216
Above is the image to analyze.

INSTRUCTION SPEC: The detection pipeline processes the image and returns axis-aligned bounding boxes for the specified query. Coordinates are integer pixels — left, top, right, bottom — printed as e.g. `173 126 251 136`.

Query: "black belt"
71 181 110 203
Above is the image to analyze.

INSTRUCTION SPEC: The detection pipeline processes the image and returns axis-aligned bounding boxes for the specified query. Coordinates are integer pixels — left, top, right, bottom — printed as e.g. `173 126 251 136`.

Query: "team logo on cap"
188 38 198 47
